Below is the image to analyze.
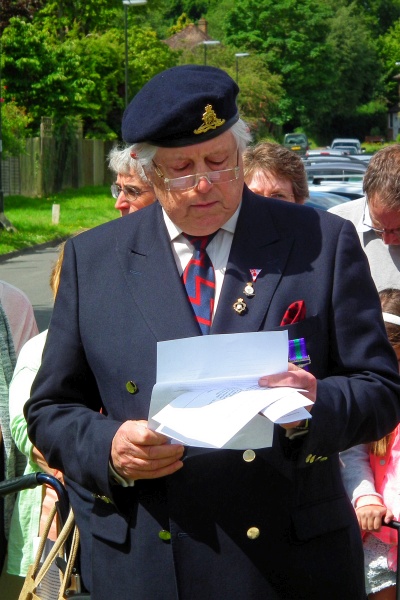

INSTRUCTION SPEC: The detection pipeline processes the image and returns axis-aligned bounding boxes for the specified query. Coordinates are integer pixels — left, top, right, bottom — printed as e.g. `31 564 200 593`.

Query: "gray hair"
107 144 149 183
131 118 252 172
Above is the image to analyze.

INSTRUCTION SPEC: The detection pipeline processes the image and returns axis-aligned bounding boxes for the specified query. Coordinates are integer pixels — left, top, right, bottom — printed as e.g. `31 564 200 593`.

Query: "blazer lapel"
212 190 294 334
116 204 200 341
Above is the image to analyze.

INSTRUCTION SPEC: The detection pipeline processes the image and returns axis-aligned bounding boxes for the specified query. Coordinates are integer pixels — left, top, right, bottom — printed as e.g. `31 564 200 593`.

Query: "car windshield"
285 135 306 144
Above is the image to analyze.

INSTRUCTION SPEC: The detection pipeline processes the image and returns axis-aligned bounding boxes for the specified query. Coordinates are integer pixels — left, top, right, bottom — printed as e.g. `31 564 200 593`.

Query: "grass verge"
0 186 118 256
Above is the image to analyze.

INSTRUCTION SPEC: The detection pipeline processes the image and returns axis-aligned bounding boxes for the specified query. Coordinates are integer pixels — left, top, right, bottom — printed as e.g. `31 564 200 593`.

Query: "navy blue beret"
121 65 239 147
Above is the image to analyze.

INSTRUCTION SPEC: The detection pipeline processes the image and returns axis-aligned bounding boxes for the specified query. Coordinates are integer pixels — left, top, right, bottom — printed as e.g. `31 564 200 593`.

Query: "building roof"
164 19 214 50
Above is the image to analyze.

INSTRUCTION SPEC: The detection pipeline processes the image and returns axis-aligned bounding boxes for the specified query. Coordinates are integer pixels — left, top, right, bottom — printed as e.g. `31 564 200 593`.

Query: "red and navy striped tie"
182 232 218 334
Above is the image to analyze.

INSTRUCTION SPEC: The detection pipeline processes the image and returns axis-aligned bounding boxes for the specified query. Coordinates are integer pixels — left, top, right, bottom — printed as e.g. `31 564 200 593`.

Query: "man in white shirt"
329 145 400 291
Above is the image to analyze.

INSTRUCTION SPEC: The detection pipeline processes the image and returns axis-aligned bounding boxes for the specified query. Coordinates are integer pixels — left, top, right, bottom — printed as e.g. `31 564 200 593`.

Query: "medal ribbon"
288 337 311 370
249 268 261 282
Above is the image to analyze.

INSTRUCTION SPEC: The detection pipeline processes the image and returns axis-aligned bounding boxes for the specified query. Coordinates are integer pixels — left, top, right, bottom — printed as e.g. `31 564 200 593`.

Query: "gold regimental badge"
233 298 247 315
194 104 226 135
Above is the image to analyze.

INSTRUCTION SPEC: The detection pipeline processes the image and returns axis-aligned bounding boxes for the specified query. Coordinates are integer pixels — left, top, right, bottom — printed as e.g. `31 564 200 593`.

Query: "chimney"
198 17 207 35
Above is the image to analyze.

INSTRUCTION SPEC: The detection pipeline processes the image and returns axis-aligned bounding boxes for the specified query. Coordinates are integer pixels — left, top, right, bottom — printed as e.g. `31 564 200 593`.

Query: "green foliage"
126 27 178 98
224 0 336 130
1 0 398 146
329 5 381 108
2 18 96 133
377 20 400 107
33 0 121 37
351 0 400 37
167 13 194 36
1 100 32 157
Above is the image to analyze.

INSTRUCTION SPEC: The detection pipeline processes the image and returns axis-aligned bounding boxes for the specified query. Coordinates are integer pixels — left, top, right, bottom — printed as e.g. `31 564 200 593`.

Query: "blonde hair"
50 230 88 299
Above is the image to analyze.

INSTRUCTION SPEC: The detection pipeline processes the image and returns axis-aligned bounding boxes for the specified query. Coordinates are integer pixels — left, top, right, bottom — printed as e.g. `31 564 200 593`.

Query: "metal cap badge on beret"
121 65 239 148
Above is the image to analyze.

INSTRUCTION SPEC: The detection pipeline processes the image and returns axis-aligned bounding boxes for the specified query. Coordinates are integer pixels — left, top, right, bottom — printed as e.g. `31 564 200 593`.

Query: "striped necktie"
182 232 218 334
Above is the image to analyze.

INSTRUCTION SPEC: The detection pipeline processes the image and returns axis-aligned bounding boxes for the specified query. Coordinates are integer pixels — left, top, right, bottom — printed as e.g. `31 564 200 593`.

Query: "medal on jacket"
243 268 261 297
233 298 247 314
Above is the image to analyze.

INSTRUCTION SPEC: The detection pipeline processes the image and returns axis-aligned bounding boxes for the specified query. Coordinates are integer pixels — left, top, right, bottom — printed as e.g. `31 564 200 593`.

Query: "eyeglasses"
152 150 240 192
362 200 400 240
110 183 152 203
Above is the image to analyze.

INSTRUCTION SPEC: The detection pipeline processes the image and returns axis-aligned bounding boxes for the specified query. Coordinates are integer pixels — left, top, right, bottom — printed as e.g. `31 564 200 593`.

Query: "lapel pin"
243 268 262 297
243 283 255 297
233 298 247 314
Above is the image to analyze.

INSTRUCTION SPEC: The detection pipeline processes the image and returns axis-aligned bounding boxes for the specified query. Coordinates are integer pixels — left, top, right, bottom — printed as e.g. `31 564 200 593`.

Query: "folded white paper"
148 331 312 449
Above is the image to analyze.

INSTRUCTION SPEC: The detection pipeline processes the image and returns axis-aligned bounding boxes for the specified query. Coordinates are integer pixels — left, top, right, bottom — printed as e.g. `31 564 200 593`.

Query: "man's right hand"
111 420 184 481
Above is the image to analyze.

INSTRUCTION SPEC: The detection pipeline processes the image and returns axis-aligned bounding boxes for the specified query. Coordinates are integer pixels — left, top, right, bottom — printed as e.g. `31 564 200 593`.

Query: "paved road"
0 242 62 332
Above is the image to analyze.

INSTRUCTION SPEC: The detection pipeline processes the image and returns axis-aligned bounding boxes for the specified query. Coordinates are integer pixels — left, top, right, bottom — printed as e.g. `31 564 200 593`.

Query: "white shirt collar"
356 197 372 233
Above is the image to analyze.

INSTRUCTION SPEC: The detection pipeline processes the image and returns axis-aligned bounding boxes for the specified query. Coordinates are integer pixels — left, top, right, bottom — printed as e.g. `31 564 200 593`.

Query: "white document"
148 331 312 449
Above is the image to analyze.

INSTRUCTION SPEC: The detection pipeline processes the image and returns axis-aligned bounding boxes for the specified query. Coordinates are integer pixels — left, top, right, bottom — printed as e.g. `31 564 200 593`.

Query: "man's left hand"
258 362 317 429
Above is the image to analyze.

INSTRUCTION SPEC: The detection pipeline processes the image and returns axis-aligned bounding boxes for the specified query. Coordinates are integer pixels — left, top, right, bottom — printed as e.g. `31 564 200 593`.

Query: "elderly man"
329 144 400 291
108 144 156 216
26 66 400 600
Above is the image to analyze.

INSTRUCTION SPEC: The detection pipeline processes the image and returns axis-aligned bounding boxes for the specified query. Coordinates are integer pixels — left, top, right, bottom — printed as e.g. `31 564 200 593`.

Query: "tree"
224 0 336 132
351 0 400 37
32 0 121 37
2 18 96 133
1 99 32 157
377 19 400 106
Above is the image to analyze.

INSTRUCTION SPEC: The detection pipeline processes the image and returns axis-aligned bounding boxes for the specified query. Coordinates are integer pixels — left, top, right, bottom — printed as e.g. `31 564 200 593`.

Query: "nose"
114 191 129 210
382 231 400 245
195 175 213 193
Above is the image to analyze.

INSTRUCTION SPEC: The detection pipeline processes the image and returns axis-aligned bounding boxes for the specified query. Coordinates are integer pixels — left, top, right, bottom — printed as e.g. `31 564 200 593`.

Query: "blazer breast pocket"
271 315 321 370
271 314 320 340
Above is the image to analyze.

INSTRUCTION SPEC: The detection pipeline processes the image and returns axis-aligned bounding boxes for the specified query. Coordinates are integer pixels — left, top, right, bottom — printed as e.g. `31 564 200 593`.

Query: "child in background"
341 287 400 600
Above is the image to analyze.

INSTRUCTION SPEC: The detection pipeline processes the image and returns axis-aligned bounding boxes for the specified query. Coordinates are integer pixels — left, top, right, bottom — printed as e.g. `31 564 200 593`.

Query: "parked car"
283 133 309 155
304 160 366 185
329 138 362 154
305 149 347 158
303 155 365 166
305 190 351 210
308 180 364 200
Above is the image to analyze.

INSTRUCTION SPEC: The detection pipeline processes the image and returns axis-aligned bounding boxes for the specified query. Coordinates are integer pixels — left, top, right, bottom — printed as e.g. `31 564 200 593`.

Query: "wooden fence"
2 136 115 197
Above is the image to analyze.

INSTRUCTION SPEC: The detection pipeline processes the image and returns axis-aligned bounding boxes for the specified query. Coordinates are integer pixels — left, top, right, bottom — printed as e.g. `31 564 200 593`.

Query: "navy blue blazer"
26 188 400 599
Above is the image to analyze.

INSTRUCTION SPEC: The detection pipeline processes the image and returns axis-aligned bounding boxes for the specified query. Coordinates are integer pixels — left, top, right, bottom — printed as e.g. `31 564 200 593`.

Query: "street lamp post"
202 40 220 66
235 52 250 84
123 0 147 109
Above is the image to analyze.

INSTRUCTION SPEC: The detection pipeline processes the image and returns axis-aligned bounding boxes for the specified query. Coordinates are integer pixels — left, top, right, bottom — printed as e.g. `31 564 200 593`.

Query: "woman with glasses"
108 145 156 216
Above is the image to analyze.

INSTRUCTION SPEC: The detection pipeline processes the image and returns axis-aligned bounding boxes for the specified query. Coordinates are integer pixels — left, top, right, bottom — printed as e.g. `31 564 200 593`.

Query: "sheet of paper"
149 331 312 449
151 385 312 448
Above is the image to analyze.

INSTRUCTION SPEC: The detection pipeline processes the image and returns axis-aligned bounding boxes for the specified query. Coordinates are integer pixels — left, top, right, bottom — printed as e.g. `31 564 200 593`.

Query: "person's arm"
340 444 390 530
25 238 184 498
9 335 44 463
261 217 400 462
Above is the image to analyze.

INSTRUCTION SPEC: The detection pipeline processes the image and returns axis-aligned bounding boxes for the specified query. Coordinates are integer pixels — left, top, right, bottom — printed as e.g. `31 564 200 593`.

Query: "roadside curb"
0 237 69 264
